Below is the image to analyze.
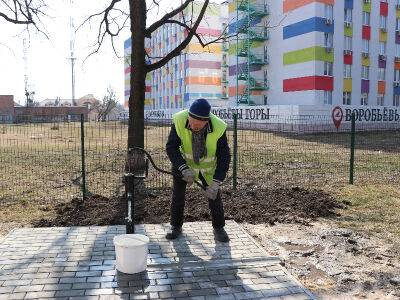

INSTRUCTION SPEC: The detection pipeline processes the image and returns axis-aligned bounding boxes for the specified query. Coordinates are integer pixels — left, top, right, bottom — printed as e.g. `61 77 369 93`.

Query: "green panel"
344 25 353 37
185 2 219 16
228 40 263 55
363 2 371 12
283 47 334 65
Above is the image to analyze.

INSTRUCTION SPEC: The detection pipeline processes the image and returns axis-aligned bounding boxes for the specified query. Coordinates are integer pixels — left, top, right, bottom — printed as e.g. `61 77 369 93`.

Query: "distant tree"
95 86 118 121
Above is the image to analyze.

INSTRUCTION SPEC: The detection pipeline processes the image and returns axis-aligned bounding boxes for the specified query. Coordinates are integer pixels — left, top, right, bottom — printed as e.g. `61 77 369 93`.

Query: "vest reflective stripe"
172 109 227 185
183 153 216 163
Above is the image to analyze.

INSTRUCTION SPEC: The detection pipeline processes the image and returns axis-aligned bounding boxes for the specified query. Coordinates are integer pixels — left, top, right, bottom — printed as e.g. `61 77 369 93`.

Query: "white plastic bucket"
113 234 150 274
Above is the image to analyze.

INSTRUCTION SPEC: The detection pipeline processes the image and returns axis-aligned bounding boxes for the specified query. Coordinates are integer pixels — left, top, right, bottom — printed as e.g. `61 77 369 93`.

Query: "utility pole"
69 0 77 106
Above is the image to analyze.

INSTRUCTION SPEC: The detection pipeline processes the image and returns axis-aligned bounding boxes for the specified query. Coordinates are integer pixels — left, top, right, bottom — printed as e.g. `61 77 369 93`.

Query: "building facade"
124 2 229 110
228 0 400 108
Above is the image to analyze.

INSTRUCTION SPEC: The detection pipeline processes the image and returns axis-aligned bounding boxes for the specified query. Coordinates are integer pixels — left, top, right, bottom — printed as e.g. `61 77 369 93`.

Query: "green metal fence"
0 115 399 204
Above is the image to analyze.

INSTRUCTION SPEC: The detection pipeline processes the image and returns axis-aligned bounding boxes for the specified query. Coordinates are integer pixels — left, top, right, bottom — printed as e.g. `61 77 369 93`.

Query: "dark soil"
33 184 344 228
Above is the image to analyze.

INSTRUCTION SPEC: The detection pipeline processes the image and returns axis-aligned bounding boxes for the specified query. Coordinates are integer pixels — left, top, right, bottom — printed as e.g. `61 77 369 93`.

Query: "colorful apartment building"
124 2 229 110
228 0 400 108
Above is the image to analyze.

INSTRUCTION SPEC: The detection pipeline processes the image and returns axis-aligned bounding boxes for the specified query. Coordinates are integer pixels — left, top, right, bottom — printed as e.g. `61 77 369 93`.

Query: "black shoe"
166 226 182 240
213 227 229 243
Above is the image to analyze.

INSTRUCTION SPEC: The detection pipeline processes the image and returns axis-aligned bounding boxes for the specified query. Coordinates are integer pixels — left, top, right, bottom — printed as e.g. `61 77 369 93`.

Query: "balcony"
237 0 269 17
248 27 269 41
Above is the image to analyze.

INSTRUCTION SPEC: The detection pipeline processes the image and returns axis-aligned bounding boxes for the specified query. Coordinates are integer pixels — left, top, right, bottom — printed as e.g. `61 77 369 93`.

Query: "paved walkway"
0 221 316 299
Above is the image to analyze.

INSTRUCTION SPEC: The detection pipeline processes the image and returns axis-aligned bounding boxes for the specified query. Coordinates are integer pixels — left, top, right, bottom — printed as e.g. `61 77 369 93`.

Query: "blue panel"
185 93 222 98
228 16 262 34
345 0 353 9
283 17 334 40
124 38 131 49
394 87 400 95
184 93 190 102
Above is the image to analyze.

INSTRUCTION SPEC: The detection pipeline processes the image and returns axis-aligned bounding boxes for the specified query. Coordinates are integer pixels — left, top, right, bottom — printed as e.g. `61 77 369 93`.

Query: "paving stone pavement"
0 221 316 300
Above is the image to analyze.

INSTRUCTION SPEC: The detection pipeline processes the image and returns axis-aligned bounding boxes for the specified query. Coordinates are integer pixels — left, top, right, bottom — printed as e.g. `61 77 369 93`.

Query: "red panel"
344 54 353 65
380 1 388 16
362 26 371 40
283 76 333 92
145 86 151 92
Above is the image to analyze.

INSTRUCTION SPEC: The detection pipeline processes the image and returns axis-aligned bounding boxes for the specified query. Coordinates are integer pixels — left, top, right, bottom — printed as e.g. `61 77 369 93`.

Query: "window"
396 18 400 31
380 15 387 31
344 36 352 51
343 92 352 105
378 68 386 81
394 95 400 107
362 39 369 54
264 44 269 62
395 69 400 82
377 94 385 106
396 44 400 58
344 64 352 78
344 8 352 23
362 12 370 26
325 4 333 20
324 33 333 47
222 54 227 65
263 95 268 105
324 91 332 104
222 22 227 35
362 66 370 79
222 69 227 82
379 42 386 55
361 93 368 106
264 69 268 87
324 62 333 76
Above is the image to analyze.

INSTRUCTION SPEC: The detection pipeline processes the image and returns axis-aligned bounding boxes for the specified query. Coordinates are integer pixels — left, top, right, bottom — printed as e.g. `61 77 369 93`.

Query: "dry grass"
1 122 400 244
329 184 400 249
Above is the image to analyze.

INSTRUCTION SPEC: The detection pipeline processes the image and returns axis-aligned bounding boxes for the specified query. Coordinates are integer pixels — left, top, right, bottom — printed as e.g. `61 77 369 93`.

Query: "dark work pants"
170 172 225 229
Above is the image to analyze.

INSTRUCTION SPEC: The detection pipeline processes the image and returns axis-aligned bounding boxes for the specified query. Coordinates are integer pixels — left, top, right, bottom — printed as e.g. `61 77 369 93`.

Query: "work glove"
205 180 220 200
181 168 195 185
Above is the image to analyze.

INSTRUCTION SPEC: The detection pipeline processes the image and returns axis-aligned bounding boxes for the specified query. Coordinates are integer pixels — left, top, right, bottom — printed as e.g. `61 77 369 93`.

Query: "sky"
0 0 224 105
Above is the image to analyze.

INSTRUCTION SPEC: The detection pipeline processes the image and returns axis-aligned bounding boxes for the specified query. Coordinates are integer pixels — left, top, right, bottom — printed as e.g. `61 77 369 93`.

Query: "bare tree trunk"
128 0 147 150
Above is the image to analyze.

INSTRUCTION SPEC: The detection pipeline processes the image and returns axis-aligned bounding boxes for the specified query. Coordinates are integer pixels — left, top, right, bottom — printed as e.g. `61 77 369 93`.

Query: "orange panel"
185 76 221 85
395 62 400 70
283 0 335 13
228 86 262 97
378 81 386 94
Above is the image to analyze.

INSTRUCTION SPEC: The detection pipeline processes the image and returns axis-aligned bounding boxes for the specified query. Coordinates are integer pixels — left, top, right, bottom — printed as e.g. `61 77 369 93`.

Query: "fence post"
80 114 87 199
349 112 356 184
232 112 238 190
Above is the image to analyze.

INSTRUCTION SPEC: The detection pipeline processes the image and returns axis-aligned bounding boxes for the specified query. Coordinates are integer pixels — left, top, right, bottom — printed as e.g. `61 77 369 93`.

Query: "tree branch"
144 0 193 38
163 19 227 48
146 0 211 72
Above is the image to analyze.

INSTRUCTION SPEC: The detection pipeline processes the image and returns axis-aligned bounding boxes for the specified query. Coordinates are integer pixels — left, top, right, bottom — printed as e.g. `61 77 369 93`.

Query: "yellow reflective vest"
172 109 227 185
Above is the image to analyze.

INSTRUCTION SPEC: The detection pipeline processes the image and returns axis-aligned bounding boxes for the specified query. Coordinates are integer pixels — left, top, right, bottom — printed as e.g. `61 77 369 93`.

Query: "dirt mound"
33 185 343 227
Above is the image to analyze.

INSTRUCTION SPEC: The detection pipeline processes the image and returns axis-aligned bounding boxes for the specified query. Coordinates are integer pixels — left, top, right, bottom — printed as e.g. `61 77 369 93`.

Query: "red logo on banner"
332 106 343 129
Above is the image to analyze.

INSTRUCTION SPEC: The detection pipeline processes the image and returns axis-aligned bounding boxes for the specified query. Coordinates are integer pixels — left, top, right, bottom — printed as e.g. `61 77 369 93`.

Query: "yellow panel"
397 10 400 18
343 78 352 92
145 99 153 105
362 56 370 66
229 2 235 13
379 31 387 42
186 43 221 54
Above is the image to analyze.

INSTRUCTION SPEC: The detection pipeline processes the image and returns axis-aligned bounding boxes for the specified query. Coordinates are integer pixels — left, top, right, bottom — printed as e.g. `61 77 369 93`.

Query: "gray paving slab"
0 221 316 299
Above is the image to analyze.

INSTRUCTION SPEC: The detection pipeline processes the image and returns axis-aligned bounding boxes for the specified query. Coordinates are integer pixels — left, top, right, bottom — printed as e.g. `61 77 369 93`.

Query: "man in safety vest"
166 98 231 242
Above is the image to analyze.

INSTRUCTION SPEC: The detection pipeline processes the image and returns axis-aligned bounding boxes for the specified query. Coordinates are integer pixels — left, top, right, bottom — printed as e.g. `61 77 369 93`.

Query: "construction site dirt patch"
33 185 343 227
